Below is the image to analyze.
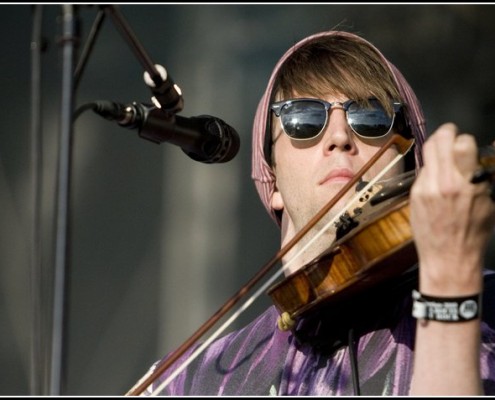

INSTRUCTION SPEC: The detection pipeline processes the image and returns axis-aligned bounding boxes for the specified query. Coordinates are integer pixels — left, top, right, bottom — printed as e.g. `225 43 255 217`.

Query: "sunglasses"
270 97 403 141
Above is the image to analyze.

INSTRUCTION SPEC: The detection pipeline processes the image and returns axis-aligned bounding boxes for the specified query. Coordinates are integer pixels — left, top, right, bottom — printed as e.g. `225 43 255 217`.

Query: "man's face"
270 94 405 273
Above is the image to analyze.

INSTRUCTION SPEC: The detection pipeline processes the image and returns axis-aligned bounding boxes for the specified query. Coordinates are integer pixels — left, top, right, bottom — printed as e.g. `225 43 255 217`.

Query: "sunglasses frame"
270 97 403 141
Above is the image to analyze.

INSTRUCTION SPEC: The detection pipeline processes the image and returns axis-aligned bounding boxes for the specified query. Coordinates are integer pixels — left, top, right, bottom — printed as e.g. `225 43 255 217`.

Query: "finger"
422 123 457 179
453 133 479 180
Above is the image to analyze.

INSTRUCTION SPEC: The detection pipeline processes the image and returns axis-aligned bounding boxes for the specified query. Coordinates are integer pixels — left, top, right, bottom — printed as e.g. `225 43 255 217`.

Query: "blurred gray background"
2 3 495 395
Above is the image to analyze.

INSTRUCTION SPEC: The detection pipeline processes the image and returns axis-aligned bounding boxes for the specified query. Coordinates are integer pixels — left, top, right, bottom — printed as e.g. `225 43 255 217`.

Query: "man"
140 30 495 396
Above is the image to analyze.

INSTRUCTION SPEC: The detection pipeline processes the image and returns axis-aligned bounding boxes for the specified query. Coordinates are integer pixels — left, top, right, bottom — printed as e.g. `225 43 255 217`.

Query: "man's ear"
271 185 284 211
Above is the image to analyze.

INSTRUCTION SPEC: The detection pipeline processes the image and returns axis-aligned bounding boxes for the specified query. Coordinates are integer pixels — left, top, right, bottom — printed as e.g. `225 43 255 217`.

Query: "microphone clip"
143 64 184 114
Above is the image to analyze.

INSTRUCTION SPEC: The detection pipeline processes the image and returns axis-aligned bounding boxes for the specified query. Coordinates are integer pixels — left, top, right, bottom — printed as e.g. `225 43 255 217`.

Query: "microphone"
91 100 240 164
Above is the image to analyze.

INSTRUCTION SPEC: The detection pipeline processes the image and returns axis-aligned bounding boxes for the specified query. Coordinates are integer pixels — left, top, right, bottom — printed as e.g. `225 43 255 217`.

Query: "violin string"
150 152 407 396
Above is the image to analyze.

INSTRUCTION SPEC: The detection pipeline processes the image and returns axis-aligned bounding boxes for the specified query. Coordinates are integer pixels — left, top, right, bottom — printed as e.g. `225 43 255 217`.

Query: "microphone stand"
101 6 163 88
49 4 80 395
45 4 183 395
29 4 44 395
101 5 184 114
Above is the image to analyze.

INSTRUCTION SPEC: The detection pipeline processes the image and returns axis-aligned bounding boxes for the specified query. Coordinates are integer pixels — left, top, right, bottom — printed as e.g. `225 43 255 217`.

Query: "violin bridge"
334 210 360 240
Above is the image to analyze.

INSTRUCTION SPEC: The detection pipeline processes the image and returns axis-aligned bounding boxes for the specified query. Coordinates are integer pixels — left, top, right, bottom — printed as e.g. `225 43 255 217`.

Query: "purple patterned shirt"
144 272 495 396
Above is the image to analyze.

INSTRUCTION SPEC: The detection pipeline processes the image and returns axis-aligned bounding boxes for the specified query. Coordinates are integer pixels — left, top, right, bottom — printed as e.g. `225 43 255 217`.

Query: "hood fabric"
251 30 427 227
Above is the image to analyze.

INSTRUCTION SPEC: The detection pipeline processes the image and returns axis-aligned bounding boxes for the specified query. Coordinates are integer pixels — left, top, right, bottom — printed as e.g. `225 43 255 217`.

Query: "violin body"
267 196 417 327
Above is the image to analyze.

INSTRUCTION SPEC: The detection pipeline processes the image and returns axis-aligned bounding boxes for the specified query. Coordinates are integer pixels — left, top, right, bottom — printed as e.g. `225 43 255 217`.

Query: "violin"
268 143 495 332
267 180 416 331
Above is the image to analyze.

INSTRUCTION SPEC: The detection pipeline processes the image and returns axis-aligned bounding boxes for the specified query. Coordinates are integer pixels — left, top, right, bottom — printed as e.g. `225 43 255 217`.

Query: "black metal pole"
49 4 79 395
29 4 44 395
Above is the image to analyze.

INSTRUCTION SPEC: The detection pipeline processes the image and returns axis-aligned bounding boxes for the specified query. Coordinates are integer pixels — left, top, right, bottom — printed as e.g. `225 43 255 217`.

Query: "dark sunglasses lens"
280 101 327 139
347 100 394 137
